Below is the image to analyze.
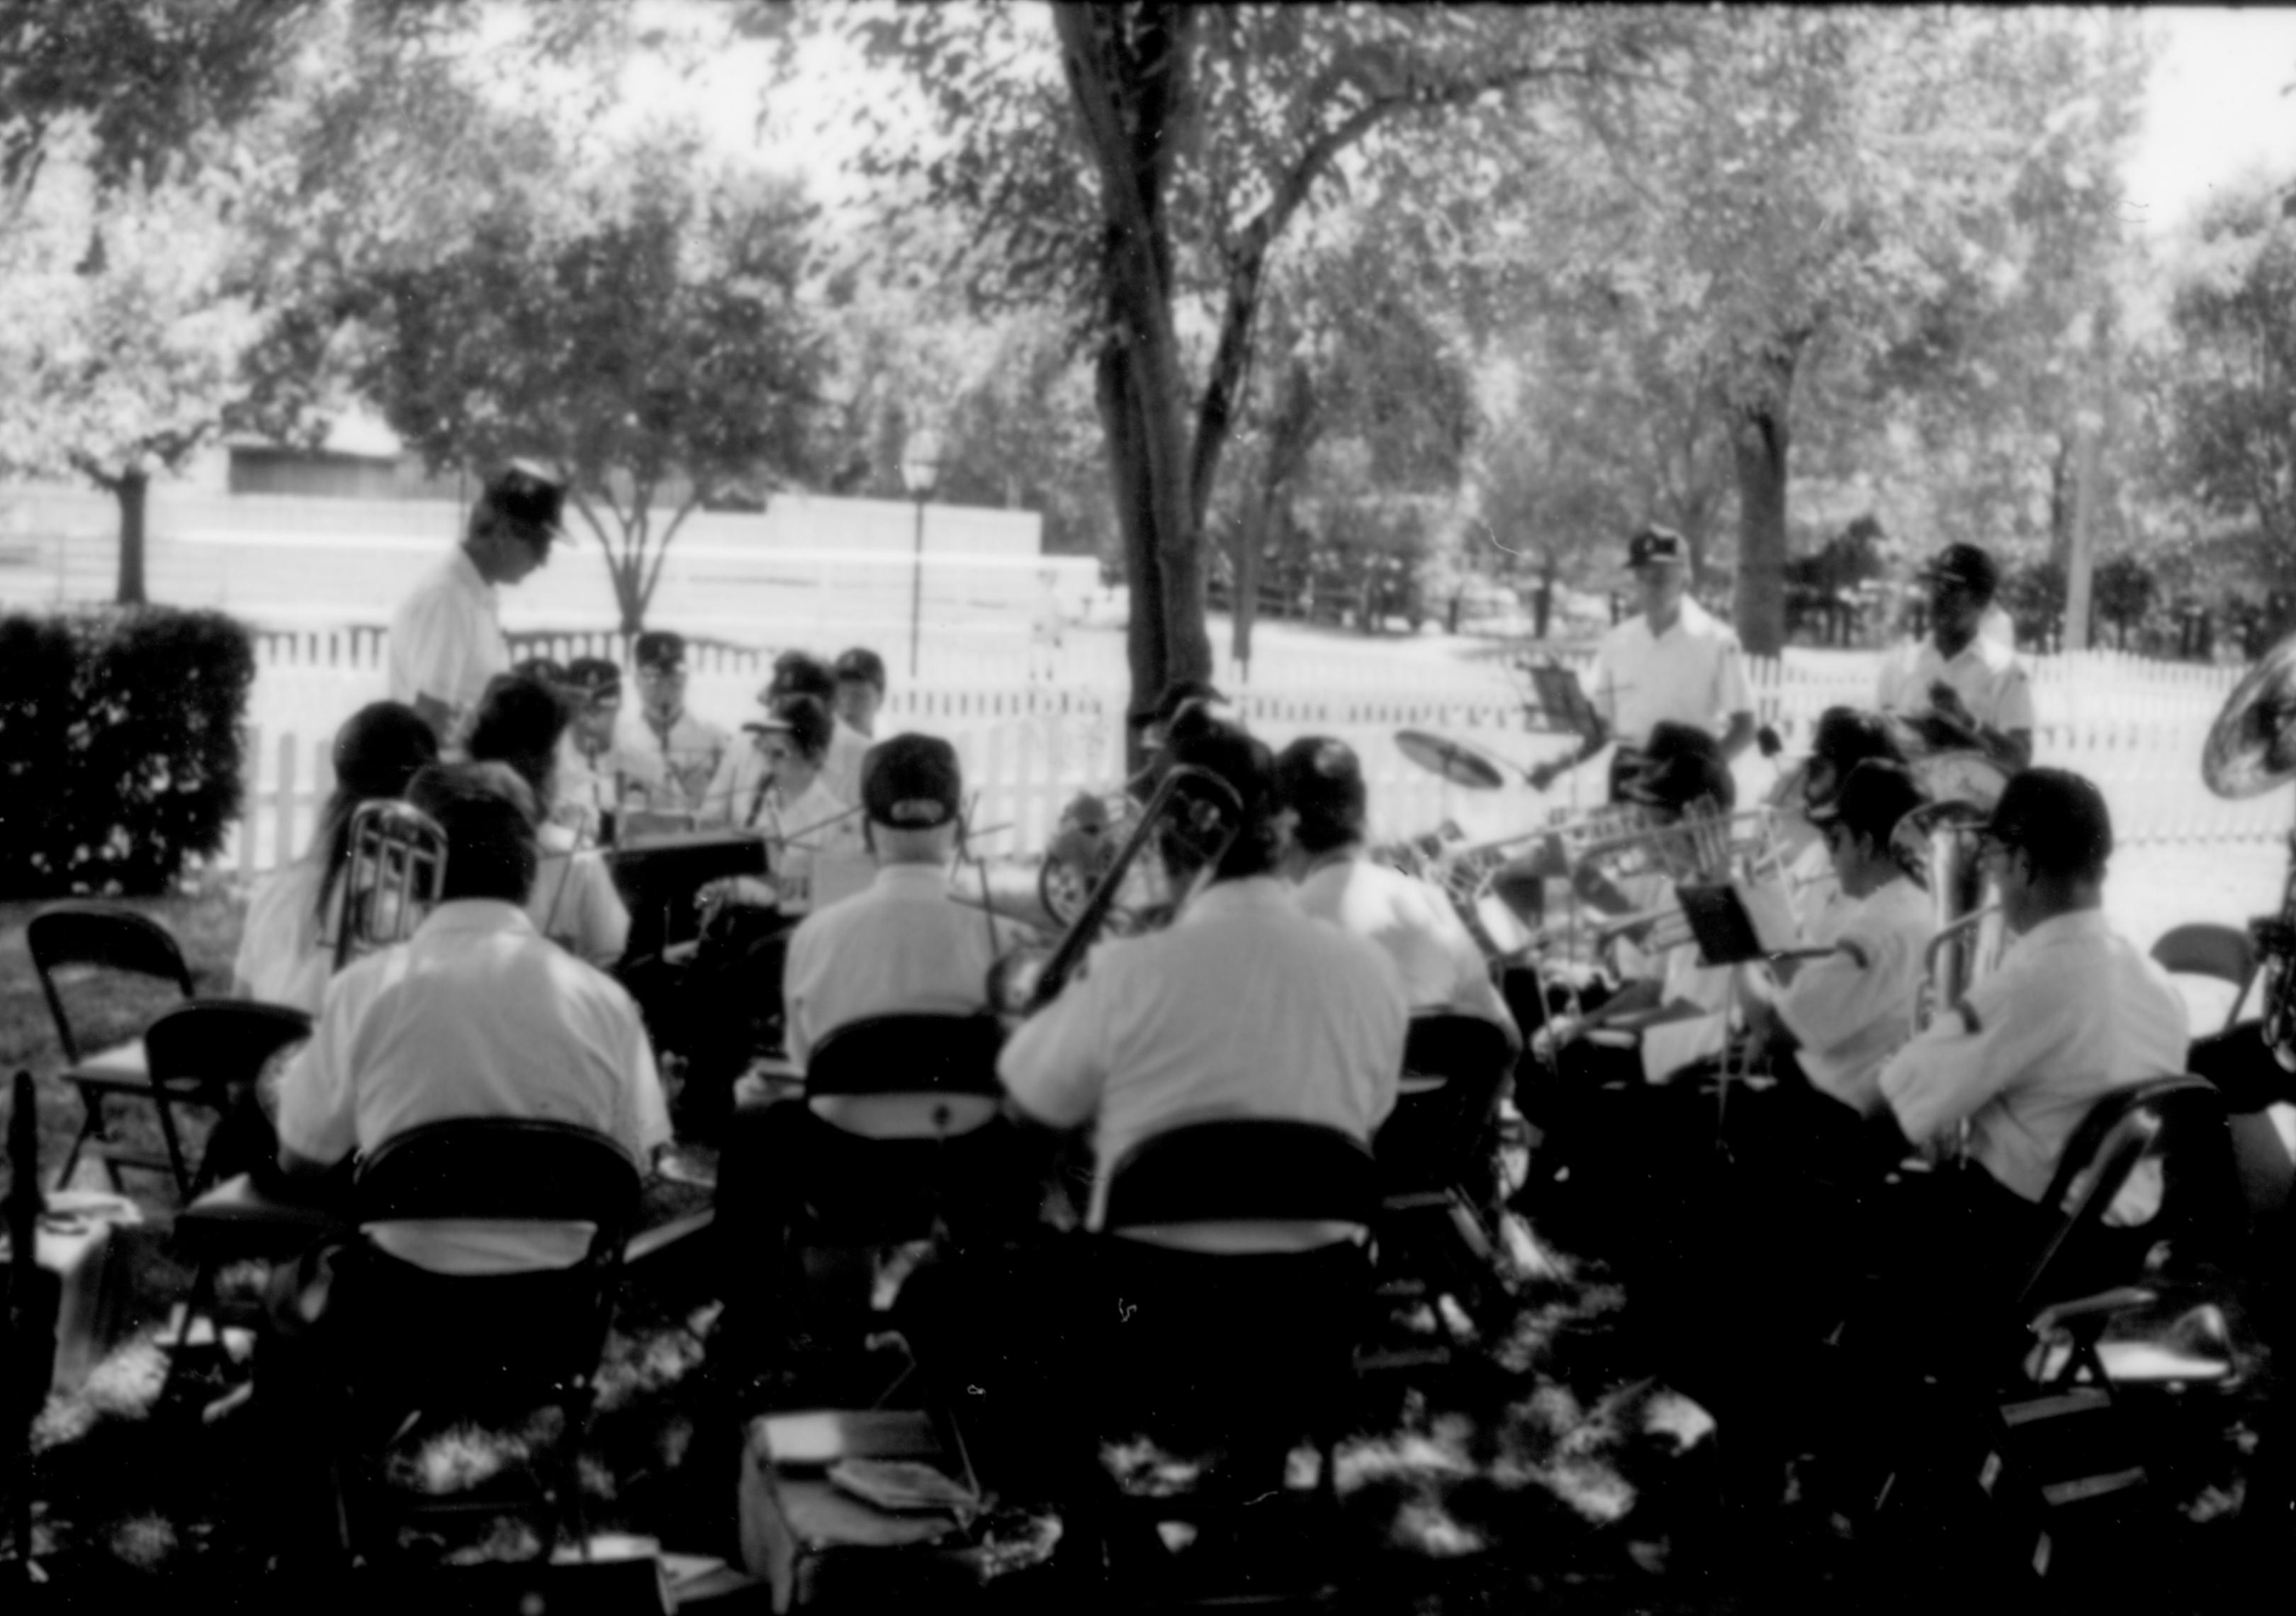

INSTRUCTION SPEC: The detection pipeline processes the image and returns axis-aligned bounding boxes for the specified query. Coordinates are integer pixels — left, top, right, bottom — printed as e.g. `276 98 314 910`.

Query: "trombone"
329 799 450 971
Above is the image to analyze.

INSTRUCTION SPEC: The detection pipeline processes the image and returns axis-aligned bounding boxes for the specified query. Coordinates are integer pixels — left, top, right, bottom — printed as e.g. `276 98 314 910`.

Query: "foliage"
0 608 254 899
320 156 828 632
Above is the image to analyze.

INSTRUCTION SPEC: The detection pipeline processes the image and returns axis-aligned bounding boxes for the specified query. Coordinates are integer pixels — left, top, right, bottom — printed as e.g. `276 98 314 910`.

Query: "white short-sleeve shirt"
529 821 631 966
275 899 670 1273
1876 908 2188 1201
618 707 732 816
998 876 1408 1231
1874 634 2035 735
1772 877 1934 1113
387 549 506 734
1587 598 1754 749
1293 855 1517 1040
234 857 334 1015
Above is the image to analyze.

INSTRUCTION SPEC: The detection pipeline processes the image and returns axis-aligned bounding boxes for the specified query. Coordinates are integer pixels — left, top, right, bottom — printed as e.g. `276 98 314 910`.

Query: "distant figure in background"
1529 526 1756 799
555 656 634 841
232 701 438 1014
831 647 888 741
466 674 630 966
1876 543 2034 772
388 462 564 748
621 629 728 818
764 651 870 806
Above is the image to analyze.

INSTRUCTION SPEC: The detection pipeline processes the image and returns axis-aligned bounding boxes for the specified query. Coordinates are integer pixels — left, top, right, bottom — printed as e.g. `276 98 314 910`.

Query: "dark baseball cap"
1619 721 1735 813
1982 766 2112 877
1626 526 1689 569
862 733 962 829
1808 758 1928 846
477 460 565 539
834 646 888 690
1924 543 2000 600
633 630 685 672
564 656 621 705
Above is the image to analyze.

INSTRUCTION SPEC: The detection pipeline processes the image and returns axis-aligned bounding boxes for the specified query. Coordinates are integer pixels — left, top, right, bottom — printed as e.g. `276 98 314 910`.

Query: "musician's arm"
1874 965 2027 1143
996 971 1112 1132
272 1011 356 1182
1529 714 1611 792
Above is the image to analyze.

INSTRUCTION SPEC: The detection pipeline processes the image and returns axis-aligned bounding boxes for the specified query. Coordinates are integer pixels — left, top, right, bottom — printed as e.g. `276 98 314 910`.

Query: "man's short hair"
407 761 539 904
471 461 565 546
1273 736 1366 857
767 651 836 705
634 630 686 673
1926 543 2000 605
1811 759 1928 852
1622 722 1735 814
1160 715 1280 881
1986 766 2112 883
862 733 962 829
834 647 888 694
468 675 570 800
1808 707 1904 799
744 692 834 762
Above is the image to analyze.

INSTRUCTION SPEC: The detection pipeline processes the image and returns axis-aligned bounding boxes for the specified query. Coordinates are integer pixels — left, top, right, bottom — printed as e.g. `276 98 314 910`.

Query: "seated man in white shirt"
553 656 640 842
620 629 730 819
1875 543 2035 772
1272 734 1518 1043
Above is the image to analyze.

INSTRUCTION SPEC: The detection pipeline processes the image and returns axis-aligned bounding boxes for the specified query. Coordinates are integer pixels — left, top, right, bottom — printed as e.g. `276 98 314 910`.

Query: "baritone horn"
2201 625 2296 1070
1891 798 2002 1028
330 799 450 970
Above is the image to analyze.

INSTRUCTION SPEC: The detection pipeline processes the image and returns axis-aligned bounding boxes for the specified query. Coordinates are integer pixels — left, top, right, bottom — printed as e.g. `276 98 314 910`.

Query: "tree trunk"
1730 342 1799 658
114 468 148 606
1097 342 1166 734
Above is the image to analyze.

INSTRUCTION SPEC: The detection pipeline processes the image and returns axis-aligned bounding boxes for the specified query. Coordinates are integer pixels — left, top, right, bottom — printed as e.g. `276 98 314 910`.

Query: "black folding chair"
4 1071 58 1580
330 1118 642 1563
1090 1119 1379 1595
28 902 196 1196
2150 924 2261 1035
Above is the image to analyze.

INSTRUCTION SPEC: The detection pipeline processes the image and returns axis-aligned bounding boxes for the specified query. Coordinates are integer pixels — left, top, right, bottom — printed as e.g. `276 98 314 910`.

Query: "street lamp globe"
900 428 942 499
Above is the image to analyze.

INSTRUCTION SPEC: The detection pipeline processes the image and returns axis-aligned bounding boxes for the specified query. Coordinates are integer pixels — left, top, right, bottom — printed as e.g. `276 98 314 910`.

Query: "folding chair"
2150 923 2261 1035
330 1119 642 1564
28 902 196 1196
1366 1014 1516 1368
5 1071 58 1576
1090 1119 1379 1600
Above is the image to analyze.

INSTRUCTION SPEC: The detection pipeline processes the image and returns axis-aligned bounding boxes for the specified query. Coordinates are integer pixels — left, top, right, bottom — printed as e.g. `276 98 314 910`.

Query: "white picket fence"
214 634 2292 877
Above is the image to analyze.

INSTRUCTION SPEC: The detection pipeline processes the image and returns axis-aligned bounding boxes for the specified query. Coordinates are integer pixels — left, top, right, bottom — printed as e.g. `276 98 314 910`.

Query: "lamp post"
900 428 942 679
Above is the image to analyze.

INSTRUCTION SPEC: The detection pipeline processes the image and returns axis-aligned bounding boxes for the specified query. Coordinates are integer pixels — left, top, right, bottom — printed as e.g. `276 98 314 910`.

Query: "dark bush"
0 608 254 899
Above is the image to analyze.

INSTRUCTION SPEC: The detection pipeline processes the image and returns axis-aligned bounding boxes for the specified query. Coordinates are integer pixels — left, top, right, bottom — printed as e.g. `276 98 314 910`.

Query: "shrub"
0 608 254 898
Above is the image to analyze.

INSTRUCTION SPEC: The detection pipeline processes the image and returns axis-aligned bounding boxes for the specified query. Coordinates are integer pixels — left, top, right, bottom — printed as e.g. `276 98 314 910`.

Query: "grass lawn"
0 878 249 1208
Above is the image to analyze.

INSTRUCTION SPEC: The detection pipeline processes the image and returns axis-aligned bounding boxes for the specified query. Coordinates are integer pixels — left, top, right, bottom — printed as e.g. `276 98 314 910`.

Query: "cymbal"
2204 631 2296 799
1394 729 1507 791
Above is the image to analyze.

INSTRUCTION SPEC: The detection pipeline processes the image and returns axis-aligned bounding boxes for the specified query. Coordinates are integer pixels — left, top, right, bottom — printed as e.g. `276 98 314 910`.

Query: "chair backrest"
26 902 194 1064
2150 922 2261 1032
143 999 313 1094
804 1012 1006 1138
1402 1012 1517 1087
351 1118 642 1246
1102 1118 1378 1232
2016 1075 2233 1318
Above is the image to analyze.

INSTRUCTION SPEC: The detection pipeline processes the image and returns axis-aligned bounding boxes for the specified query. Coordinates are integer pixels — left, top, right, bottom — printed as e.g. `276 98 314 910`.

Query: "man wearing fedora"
1529 526 1756 800
388 461 565 749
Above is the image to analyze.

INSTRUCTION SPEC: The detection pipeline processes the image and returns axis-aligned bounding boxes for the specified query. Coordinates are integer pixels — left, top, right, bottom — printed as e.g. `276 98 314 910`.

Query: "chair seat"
175 1173 346 1257
62 1040 153 1088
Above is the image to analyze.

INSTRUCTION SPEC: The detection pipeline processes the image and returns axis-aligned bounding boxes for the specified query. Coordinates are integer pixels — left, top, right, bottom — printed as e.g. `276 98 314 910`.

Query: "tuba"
2202 628 2296 1070
330 799 450 970
1891 798 2002 1028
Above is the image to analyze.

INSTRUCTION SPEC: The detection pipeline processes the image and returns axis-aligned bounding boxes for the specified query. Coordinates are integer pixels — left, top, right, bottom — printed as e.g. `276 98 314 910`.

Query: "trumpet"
991 763 1244 1016
329 799 450 970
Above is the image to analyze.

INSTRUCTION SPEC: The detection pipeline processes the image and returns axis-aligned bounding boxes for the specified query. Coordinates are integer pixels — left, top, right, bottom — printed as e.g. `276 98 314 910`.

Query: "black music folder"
1675 879 1813 969
1522 661 1602 738
607 831 768 958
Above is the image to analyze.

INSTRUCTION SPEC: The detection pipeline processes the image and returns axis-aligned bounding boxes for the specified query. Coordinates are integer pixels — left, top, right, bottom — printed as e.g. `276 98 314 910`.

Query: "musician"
1870 768 2187 1255
273 761 670 1247
831 646 888 741
1122 676 1230 800
387 462 565 748
697 693 867 907
232 701 438 1014
1527 527 1755 798
621 629 729 817
999 716 1409 1233
762 651 870 806
1737 761 1936 1121
1874 543 2034 772
466 673 631 966
552 656 634 841
1273 734 1519 1043
1773 707 1908 938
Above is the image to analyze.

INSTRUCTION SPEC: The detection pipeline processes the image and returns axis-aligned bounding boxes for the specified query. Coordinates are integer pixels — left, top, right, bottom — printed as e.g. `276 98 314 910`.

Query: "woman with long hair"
466 672 631 966
232 701 438 1012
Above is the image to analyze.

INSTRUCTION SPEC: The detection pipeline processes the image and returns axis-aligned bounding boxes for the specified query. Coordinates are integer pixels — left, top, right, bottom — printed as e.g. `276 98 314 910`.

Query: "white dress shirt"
276 900 670 1273
1293 853 1517 1040
234 857 334 1015
999 875 1407 1231
1875 634 2036 734
529 821 631 966
387 549 505 737
1587 597 1754 749
1772 877 1933 1113
825 720 872 807
1876 907 2189 1201
618 707 730 815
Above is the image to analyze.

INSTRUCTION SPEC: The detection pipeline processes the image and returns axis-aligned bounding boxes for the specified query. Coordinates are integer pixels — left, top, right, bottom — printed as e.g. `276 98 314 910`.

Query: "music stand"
1674 880 1835 1138
1521 662 1601 739
607 831 769 960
